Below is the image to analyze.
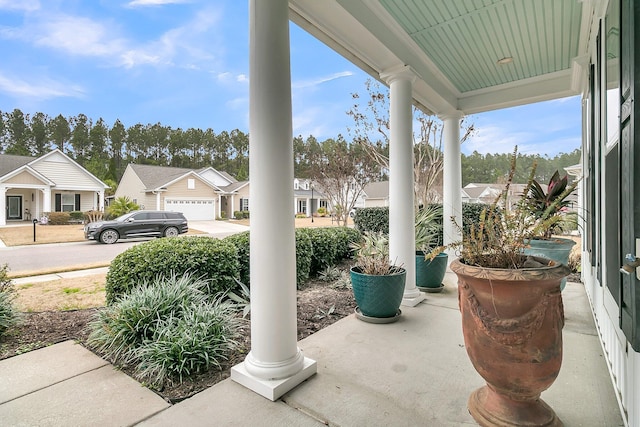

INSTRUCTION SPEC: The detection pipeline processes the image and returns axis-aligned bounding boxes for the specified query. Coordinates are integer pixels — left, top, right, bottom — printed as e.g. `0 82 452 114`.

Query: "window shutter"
619 0 640 350
75 194 81 211
55 194 61 212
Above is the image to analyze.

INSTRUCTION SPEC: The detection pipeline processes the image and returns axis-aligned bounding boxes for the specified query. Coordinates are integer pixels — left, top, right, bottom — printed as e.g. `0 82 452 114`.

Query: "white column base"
231 357 317 401
402 289 426 307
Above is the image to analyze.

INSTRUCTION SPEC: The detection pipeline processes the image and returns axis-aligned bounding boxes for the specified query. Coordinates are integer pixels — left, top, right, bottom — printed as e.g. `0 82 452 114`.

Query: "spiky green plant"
350 231 402 275
87 273 243 387
0 264 20 336
107 196 140 218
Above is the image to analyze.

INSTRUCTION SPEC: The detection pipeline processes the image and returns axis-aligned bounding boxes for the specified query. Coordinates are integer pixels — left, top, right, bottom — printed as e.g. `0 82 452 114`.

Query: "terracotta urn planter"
451 257 570 427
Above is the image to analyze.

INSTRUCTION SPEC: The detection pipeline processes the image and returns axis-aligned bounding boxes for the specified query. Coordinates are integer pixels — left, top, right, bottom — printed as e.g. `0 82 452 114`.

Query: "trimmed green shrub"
242 211 250 219
330 227 361 259
223 231 250 285
88 274 242 388
308 228 339 274
317 207 327 216
69 211 84 222
295 228 313 286
0 264 19 337
47 212 70 225
462 203 490 236
353 207 389 234
105 236 239 304
233 211 243 219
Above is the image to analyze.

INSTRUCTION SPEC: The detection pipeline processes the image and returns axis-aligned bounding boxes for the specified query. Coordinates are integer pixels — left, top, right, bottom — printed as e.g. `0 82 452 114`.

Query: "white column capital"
437 110 464 121
380 65 417 85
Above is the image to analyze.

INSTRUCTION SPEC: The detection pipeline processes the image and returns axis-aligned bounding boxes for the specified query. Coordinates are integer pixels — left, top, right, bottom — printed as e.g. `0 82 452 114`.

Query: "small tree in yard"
108 196 140 218
309 135 380 226
347 79 475 210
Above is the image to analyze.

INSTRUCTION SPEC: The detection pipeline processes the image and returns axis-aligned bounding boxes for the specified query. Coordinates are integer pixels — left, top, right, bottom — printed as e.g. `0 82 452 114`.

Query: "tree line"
0 108 581 193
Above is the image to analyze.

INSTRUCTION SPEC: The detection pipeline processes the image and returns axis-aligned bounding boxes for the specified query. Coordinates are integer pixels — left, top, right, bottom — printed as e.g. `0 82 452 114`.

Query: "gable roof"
129 164 195 190
0 154 35 178
220 180 249 193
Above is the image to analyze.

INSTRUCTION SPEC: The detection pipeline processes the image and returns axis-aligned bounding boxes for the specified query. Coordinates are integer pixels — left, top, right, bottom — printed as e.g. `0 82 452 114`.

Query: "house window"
294 181 299 190
240 198 249 211
298 200 307 214
55 193 80 212
187 179 195 189
319 200 328 209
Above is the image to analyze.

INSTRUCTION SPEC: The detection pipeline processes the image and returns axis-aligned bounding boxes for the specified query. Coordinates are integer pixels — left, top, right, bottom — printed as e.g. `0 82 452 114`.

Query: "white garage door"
165 199 215 221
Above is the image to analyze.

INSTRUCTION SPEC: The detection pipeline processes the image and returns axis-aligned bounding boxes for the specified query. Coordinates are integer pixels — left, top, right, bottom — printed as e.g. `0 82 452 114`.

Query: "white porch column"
155 192 161 210
0 186 6 226
381 66 425 307
98 190 104 211
231 0 316 401
440 111 464 259
42 188 51 215
218 194 222 218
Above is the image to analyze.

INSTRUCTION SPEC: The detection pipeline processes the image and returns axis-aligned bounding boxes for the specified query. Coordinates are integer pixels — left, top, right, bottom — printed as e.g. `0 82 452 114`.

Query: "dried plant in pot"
429 147 571 427
349 231 405 323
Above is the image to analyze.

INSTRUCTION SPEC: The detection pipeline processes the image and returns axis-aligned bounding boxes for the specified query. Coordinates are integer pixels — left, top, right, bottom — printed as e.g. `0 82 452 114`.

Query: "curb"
11 267 109 285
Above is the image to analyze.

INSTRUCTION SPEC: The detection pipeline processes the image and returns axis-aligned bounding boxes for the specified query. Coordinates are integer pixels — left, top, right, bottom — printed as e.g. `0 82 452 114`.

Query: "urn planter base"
468 386 562 427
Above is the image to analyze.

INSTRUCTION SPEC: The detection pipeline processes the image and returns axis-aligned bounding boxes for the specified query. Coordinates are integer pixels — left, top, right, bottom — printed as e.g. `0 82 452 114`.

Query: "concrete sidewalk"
0 274 624 426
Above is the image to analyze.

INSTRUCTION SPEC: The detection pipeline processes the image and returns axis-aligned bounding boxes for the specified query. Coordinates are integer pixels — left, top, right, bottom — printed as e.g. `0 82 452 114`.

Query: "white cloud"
292 71 353 89
126 0 190 7
0 0 40 12
0 72 84 100
236 74 247 83
33 15 127 57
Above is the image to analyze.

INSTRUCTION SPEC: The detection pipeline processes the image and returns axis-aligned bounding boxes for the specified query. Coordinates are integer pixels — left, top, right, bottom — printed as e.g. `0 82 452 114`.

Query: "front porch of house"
142 275 625 425
0 273 622 425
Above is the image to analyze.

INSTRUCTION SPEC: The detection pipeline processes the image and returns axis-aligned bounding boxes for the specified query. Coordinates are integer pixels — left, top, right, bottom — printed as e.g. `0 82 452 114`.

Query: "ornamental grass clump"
87 273 243 388
0 264 20 337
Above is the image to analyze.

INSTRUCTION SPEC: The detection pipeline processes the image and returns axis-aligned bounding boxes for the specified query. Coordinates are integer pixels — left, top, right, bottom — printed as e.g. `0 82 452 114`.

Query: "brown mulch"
0 280 356 404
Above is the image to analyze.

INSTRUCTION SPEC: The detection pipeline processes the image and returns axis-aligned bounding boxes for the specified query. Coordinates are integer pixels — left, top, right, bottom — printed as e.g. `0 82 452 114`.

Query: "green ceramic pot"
523 238 576 290
416 251 448 291
350 266 406 318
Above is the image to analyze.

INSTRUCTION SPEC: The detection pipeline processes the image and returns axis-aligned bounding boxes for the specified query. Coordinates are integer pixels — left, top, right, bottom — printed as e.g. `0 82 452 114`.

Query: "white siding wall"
32 152 102 190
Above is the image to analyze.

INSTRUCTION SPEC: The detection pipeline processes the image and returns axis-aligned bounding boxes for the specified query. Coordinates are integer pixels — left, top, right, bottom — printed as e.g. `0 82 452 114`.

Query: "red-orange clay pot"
451 257 570 427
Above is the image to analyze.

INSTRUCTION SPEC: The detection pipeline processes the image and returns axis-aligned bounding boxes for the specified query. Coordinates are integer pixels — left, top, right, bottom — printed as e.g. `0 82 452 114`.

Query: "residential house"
0 149 109 226
293 178 330 216
115 164 249 221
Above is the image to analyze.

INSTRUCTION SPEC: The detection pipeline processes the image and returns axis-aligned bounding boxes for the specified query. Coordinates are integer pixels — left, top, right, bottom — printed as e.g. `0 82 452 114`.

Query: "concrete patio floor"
0 272 624 426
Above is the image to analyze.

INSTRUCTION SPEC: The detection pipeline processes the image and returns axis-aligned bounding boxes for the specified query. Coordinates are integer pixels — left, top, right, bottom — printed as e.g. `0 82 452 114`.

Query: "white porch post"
42 188 51 214
0 186 6 226
156 192 161 210
218 194 222 218
381 66 425 307
440 111 463 259
231 0 316 401
98 190 104 211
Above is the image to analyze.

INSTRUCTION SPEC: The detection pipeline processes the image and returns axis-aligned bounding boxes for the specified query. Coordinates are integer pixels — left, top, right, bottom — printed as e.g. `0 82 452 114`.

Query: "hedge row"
105 227 361 303
354 203 490 243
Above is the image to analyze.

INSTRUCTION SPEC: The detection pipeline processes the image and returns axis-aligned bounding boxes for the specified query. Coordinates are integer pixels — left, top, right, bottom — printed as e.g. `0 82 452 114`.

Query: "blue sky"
0 0 582 157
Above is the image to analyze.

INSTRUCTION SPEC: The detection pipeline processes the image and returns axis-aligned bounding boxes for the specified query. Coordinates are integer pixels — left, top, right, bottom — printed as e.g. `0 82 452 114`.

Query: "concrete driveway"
189 220 249 237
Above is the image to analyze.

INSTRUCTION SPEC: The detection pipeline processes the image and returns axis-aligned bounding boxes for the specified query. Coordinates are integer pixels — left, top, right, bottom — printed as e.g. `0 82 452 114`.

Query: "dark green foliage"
69 211 84 222
295 228 313 286
222 231 250 285
353 207 389 234
462 203 492 236
105 236 239 304
328 227 361 260
223 228 360 288
308 228 340 275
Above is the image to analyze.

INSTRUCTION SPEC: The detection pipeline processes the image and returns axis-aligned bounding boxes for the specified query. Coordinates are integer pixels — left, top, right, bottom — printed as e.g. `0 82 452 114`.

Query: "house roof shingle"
130 164 194 190
0 154 34 177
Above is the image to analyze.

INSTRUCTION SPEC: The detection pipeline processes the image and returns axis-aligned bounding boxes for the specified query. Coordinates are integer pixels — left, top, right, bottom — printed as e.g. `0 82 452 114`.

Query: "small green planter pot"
350 266 406 318
416 251 448 292
523 238 576 290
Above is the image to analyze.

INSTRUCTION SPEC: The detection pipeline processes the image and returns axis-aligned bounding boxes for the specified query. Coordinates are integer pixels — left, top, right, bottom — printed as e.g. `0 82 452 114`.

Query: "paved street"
0 220 249 276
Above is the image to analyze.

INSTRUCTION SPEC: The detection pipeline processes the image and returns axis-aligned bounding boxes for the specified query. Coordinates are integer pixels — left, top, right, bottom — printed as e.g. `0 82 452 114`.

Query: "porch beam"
231 0 316 401
381 65 425 307
440 111 464 258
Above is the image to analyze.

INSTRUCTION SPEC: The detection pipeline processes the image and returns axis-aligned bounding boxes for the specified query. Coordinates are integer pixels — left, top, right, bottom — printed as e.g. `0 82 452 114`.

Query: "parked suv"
84 210 189 244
